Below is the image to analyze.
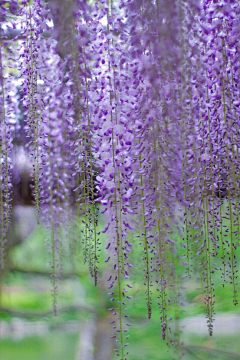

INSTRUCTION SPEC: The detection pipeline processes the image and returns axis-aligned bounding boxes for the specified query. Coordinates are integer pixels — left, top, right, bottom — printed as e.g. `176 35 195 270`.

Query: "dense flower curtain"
1 0 240 358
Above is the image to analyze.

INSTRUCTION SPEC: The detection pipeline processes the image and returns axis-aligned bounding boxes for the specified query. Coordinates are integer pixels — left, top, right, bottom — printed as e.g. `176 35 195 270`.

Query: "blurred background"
1 206 240 360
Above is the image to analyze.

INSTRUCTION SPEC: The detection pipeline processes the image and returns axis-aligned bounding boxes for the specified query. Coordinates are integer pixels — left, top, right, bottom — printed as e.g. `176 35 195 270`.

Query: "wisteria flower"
201 153 210 162
124 188 133 201
101 151 110 165
105 164 115 179
106 180 115 193
102 120 113 135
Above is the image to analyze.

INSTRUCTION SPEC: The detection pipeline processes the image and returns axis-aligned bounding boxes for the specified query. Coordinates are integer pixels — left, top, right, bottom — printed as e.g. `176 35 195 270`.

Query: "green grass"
0 332 79 360
127 318 240 360
183 333 240 360
1 289 51 311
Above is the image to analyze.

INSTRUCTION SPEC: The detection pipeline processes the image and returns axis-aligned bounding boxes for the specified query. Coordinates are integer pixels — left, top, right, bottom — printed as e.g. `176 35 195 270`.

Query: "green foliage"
0 332 79 360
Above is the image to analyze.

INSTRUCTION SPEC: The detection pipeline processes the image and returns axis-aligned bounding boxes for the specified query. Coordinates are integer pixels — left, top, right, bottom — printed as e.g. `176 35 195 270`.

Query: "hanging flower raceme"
119 0 203 344
197 1 240 326
18 0 51 216
88 2 137 356
20 2 65 313
0 3 19 269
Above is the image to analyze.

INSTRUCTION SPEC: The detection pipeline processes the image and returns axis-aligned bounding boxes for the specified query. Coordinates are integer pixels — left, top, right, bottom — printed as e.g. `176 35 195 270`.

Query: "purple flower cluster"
1 0 240 356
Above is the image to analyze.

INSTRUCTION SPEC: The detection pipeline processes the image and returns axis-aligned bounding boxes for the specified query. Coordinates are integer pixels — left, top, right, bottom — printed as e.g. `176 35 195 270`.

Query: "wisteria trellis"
1 0 240 357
